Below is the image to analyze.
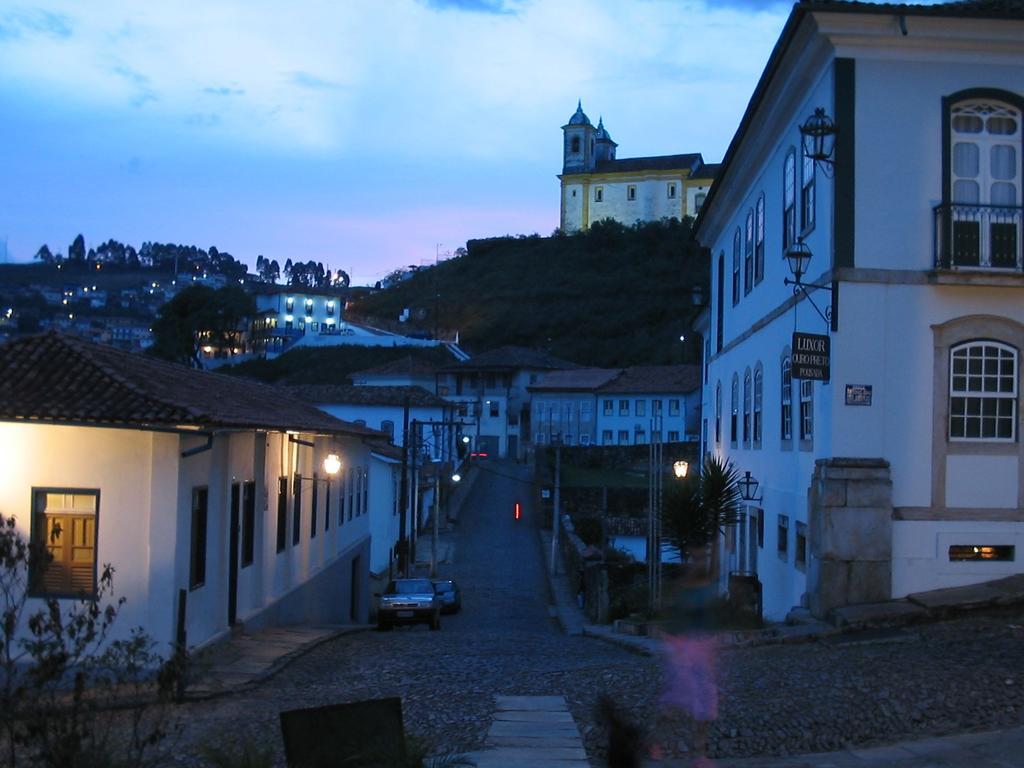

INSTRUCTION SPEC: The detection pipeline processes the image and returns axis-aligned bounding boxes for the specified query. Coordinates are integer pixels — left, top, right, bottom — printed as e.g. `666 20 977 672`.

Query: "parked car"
377 578 440 631
432 579 461 614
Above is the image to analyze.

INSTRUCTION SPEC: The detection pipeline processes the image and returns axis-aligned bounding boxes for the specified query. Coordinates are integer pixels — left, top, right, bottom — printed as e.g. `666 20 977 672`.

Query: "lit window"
949 341 1017 440
30 489 98 597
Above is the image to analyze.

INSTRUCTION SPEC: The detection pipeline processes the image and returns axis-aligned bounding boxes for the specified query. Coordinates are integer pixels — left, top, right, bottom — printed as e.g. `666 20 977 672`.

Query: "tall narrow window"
338 472 346 526
715 382 722 444
732 230 741 305
190 487 208 589
742 369 752 446
362 467 369 515
744 210 754 295
667 183 677 199
948 98 1021 268
347 467 355 521
753 366 763 445
800 379 814 442
949 341 1017 440
716 253 724 353
730 374 739 447
801 152 816 233
781 357 793 441
276 476 288 552
594 187 603 203
30 489 98 597
627 185 637 201
292 473 302 546
310 472 319 538
242 481 256 567
755 194 765 283
783 149 796 251
325 480 332 532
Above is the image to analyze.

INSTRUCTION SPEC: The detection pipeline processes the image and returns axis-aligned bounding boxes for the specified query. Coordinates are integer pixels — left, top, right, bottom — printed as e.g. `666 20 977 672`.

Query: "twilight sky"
2 0 803 286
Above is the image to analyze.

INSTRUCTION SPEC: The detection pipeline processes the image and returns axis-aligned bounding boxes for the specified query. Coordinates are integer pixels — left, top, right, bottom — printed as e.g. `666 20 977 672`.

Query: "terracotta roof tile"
286 384 449 408
597 365 702 394
0 332 378 436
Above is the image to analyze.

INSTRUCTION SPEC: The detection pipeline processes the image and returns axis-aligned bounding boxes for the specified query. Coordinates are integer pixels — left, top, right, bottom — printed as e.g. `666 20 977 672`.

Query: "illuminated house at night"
0 332 388 650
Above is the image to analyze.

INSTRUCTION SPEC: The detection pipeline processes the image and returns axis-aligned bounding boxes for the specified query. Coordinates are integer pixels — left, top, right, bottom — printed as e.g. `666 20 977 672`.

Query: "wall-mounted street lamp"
672 460 689 479
784 238 835 329
451 473 462 483
799 107 837 176
737 471 762 503
323 453 342 476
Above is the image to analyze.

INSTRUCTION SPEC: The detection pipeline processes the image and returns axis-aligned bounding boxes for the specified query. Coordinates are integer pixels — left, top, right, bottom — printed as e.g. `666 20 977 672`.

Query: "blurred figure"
656 544 720 767
598 694 643 768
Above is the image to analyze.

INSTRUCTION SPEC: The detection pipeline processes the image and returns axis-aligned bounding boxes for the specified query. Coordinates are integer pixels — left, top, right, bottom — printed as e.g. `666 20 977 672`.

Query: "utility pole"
549 439 561 575
431 423 441 578
648 415 664 612
398 399 410 576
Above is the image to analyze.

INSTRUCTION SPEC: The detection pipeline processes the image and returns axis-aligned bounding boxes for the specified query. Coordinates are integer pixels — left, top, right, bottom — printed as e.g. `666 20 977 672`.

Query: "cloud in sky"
0 0 792 285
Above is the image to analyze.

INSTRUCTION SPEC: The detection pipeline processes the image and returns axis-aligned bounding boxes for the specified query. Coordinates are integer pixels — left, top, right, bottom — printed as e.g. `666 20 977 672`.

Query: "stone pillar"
807 458 893 618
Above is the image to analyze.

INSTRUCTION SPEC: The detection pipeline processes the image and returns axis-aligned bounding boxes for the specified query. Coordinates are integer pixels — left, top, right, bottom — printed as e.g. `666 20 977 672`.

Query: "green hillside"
347 218 708 368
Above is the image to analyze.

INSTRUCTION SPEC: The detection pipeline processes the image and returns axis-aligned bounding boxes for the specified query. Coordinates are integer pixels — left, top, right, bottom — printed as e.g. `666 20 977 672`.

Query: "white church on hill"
557 101 718 233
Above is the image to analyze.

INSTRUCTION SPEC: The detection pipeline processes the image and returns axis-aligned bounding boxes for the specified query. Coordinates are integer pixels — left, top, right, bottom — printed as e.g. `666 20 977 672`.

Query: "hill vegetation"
346 218 708 368
222 345 455 385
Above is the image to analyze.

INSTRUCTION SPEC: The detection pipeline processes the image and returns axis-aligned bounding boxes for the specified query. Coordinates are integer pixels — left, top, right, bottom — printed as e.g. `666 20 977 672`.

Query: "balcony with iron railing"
934 203 1023 272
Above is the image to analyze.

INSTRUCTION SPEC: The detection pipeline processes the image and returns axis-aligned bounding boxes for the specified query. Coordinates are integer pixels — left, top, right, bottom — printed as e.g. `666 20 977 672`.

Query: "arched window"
715 381 722 444
801 151 815 234
732 229 741 305
743 369 752 446
744 210 754 295
783 148 797 252
716 253 724 353
755 194 765 283
731 374 739 447
571 136 580 153
949 340 1018 440
753 365 763 445
946 96 1021 268
781 355 792 441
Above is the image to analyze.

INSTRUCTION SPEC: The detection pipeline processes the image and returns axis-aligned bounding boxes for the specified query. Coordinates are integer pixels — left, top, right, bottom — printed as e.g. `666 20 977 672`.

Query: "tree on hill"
347 218 709 367
33 245 55 264
150 285 255 367
68 234 86 263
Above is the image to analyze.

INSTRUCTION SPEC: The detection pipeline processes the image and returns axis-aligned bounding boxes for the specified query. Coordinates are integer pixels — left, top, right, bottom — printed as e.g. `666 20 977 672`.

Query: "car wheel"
377 620 391 631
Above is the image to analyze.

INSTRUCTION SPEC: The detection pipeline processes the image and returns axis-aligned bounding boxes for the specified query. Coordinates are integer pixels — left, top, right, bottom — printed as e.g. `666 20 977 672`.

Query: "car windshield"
385 580 433 595
433 581 454 591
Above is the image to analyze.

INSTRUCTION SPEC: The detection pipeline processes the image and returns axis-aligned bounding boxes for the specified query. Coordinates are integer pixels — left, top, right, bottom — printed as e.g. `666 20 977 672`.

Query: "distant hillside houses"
558 101 720 232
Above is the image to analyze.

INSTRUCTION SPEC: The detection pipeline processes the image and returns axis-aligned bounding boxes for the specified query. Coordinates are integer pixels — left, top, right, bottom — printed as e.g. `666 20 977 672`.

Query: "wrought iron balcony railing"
934 203 1023 271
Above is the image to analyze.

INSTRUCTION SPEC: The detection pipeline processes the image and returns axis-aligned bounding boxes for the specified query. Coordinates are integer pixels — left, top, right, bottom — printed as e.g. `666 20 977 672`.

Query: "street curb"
184 625 372 702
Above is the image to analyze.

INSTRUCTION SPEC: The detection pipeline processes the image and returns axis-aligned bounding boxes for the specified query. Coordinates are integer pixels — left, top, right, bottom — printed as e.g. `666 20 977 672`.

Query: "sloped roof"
801 0 1024 15
690 162 721 181
592 153 703 175
286 384 449 408
528 368 621 392
597 365 702 395
351 355 441 379
441 346 580 372
0 332 377 436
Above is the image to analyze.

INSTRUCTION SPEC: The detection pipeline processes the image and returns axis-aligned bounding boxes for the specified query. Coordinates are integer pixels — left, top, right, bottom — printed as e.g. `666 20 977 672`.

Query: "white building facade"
697 0 1024 621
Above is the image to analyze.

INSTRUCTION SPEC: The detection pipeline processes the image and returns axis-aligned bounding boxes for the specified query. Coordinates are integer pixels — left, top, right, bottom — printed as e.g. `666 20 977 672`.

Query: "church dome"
595 117 615 143
567 100 592 126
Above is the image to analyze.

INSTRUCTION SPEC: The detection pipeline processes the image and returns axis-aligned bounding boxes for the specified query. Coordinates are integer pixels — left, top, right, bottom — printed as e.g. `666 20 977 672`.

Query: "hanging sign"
792 332 830 381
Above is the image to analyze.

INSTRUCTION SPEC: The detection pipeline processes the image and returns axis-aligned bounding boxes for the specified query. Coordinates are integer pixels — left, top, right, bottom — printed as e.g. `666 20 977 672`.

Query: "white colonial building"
558 102 718 233
696 0 1024 621
0 333 387 650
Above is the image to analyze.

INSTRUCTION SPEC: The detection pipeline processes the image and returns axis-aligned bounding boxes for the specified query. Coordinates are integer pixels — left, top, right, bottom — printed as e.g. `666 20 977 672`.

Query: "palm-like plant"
662 454 743 571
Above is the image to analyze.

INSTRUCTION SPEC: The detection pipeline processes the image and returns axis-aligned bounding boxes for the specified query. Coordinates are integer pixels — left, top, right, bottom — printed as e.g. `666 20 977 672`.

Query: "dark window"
241 481 255 567
730 374 739 446
743 370 752 446
190 487 208 589
795 521 807 569
781 356 793 441
715 382 722 444
755 194 765 283
777 513 789 560
716 253 724 353
801 153 815 234
30 489 98 598
627 185 637 201
949 341 1017 440
732 230 741 306
348 468 355 521
276 476 288 552
310 472 319 538
744 209 754 295
490 401 499 417
339 472 346 526
753 367 763 445
571 136 580 153
783 149 797 251
325 481 332 532
292 473 302 546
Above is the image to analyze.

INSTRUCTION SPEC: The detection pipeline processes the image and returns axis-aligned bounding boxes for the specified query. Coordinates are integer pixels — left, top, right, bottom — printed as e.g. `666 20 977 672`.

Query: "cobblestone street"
162 464 1024 766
